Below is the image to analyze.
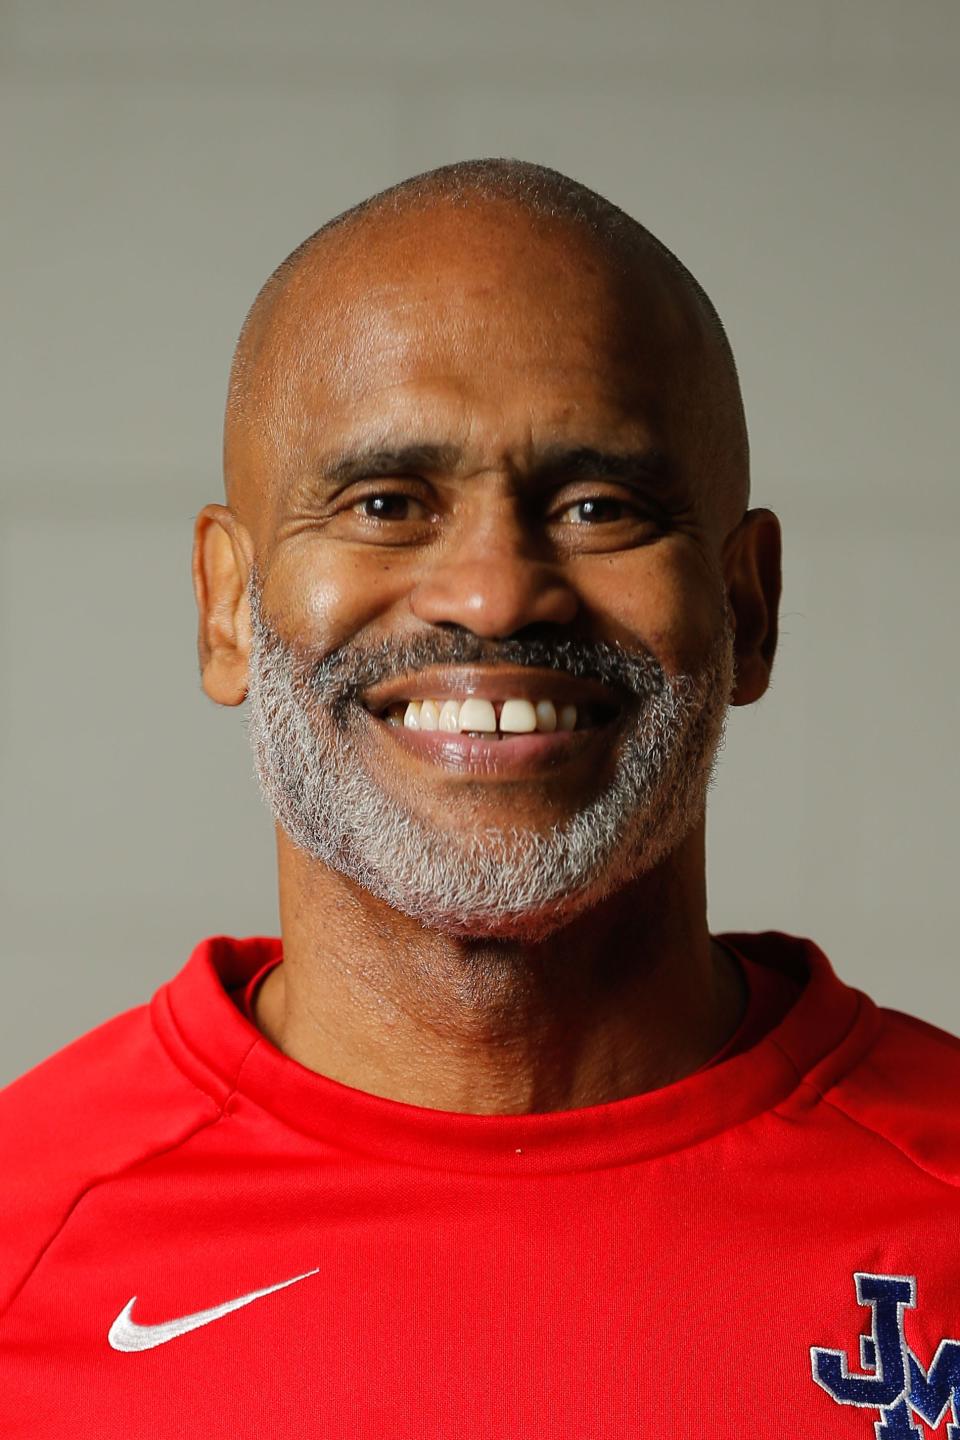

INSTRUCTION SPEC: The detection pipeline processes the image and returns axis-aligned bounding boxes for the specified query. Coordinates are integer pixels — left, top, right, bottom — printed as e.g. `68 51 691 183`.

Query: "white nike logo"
108 1268 320 1352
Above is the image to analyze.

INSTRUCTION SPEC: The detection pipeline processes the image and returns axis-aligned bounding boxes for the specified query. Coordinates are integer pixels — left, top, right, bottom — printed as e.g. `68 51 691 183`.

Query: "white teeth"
499 698 537 733
419 699 440 731
458 697 498 733
389 696 583 735
439 699 460 732
534 699 557 733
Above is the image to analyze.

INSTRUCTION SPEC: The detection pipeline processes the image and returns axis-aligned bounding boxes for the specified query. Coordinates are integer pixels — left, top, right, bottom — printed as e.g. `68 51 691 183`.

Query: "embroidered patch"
811 1272 960 1437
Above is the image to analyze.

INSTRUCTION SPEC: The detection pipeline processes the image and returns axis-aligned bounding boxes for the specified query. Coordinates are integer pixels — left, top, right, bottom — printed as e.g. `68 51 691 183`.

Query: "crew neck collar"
151 931 877 1175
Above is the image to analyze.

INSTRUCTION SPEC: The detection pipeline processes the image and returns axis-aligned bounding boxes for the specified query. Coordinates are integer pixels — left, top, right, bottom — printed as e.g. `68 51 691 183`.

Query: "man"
2 159 959 1439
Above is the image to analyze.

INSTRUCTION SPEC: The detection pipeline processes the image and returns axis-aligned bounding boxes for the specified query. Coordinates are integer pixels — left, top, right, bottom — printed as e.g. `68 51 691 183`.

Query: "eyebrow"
322 444 462 486
532 445 674 485
318 442 675 489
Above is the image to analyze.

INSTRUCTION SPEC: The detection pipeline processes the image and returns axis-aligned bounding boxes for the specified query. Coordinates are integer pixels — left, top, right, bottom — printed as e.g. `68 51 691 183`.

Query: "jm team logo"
811 1273 960 1437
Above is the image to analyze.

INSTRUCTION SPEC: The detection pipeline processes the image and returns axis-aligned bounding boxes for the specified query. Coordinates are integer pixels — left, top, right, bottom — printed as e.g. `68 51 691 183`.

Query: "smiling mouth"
365 694 621 739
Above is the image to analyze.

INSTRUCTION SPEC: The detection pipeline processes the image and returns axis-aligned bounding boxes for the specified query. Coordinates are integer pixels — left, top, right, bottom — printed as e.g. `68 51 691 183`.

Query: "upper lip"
360 666 627 715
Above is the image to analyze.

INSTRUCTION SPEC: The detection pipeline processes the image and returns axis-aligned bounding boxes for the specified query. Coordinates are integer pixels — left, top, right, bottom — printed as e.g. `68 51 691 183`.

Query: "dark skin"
192 198 782 1115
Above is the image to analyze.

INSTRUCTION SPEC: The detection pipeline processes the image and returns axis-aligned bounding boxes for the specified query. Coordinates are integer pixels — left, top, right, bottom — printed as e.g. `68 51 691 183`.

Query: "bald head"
224 158 750 536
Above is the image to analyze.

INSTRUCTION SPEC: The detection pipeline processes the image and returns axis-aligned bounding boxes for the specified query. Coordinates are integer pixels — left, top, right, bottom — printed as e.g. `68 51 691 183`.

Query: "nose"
408 508 579 639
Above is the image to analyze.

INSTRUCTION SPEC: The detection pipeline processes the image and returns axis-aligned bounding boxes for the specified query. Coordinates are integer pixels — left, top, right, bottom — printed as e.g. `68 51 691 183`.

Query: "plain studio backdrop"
1 0 958 1087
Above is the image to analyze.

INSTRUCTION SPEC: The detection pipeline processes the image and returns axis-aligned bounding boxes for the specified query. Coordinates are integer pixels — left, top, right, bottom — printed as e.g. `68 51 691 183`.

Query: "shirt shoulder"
0 997 223 1316
812 1003 960 1189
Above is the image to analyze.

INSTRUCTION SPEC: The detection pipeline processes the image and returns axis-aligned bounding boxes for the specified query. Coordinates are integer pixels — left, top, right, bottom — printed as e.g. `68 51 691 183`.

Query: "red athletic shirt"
2 930 959 1438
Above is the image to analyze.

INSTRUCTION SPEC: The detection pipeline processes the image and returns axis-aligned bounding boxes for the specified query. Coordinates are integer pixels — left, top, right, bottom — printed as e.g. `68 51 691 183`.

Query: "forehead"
307 206 689 373
238 202 710 503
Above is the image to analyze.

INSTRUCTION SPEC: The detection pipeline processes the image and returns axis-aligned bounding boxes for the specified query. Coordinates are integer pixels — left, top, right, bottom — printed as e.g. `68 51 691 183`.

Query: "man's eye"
557 497 630 525
354 493 424 521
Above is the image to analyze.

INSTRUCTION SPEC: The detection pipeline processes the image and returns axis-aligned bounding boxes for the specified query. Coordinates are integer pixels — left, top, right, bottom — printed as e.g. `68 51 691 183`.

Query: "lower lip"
366 713 622 777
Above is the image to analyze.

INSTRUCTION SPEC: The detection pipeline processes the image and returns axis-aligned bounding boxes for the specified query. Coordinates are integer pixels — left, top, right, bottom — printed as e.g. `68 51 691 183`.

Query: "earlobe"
191 504 253 707
722 507 782 707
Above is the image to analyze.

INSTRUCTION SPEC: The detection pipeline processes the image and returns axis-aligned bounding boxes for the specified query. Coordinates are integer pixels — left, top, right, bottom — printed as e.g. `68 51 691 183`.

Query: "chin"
386 860 637 945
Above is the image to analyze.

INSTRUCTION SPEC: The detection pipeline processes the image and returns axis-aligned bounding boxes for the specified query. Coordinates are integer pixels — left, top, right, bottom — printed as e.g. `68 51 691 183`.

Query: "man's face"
236 203 739 938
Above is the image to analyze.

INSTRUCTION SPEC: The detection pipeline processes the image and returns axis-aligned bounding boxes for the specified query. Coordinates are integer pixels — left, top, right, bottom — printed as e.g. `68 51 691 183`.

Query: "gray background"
2 0 958 1086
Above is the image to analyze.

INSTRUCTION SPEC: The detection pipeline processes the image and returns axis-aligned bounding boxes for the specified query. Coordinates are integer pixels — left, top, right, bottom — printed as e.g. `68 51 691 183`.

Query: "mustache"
247 576 679 721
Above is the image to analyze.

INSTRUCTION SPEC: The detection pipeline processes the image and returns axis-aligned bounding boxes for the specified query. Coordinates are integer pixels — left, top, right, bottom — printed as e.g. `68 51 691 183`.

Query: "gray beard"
244 572 736 939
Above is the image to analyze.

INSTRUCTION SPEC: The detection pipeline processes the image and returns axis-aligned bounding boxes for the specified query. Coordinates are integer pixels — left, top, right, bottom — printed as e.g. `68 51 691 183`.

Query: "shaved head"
223 158 750 536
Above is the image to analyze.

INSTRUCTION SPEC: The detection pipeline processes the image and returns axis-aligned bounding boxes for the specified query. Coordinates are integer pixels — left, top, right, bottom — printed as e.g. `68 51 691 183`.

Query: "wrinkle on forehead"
223 198 748 537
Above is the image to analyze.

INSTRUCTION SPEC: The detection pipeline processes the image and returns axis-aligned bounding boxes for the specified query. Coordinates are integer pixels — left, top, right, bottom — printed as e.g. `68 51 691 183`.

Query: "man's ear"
192 504 253 706
722 507 782 707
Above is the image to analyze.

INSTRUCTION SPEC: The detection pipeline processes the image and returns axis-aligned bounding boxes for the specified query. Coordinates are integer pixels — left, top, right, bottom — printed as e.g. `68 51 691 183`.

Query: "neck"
253 822 745 1115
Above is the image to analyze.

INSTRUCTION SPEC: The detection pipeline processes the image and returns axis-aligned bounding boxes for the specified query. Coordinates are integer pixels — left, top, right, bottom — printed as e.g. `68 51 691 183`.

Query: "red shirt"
2 930 959 1438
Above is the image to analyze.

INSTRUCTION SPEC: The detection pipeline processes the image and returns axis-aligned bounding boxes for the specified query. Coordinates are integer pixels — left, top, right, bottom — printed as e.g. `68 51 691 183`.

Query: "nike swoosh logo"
108 1268 320 1352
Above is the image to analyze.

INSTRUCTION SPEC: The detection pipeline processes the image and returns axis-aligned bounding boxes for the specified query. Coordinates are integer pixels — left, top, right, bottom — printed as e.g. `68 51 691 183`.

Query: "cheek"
579 542 723 677
265 543 414 654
